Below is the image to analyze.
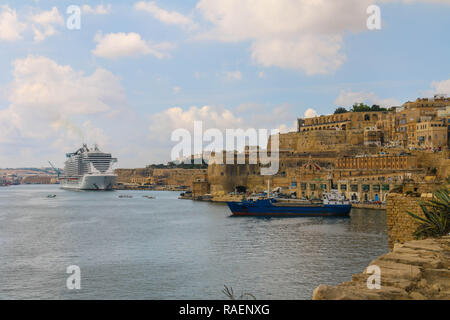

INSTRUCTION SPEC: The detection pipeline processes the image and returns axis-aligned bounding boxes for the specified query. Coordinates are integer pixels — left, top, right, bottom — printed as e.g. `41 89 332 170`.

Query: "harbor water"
0 185 388 299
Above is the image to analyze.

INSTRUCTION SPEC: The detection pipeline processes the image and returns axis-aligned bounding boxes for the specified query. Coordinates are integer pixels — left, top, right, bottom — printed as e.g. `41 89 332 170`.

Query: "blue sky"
0 0 449 168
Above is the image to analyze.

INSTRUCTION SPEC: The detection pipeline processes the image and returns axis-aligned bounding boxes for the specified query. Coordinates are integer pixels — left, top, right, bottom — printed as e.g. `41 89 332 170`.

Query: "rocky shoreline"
313 236 450 300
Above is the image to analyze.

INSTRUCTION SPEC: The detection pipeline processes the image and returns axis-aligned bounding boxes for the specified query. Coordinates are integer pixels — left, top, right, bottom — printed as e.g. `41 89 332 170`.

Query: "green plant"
334 107 347 114
222 285 256 300
406 188 450 239
370 104 387 111
351 103 372 112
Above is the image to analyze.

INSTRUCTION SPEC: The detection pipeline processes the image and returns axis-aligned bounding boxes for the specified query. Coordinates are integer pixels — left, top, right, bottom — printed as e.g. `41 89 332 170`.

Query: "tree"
148 161 207 169
350 103 372 112
371 104 387 111
334 107 347 114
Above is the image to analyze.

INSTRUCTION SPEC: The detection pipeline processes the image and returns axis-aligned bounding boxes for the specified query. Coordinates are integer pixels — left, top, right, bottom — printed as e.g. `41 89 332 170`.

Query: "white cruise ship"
60 144 117 190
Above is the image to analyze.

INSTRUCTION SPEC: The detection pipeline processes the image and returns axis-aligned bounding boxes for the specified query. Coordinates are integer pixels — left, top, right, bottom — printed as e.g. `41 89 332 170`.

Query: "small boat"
47 194 57 198
118 195 133 198
143 195 154 199
227 190 351 217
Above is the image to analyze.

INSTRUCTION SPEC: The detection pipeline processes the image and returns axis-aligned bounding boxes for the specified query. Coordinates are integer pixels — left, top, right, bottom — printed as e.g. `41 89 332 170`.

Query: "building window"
340 184 347 191
351 185 358 192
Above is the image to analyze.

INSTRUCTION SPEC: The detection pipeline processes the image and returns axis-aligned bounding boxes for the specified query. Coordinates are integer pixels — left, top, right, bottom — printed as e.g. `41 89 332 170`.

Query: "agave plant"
406 187 450 239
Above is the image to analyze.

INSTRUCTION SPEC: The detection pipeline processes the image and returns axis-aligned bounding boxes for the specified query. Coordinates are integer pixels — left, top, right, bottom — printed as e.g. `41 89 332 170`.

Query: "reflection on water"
348 208 387 234
0 185 388 299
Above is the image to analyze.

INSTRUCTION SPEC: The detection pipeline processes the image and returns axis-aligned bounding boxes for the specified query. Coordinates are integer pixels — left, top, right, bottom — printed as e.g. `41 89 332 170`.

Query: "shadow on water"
229 215 350 221
227 208 387 233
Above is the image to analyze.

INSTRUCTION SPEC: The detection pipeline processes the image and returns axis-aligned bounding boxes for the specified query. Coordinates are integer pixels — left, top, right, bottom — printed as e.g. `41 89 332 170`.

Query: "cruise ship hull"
227 199 351 217
60 174 117 191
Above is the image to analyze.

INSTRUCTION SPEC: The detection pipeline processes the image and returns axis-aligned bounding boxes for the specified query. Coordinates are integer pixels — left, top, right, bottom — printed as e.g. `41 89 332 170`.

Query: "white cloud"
252 35 346 75
224 70 242 81
0 55 126 148
195 0 374 75
304 108 318 118
335 90 400 108
430 79 450 95
82 4 112 15
248 104 297 133
195 0 449 75
148 103 296 158
29 7 64 42
92 32 175 59
134 1 197 30
0 6 65 43
0 5 26 41
146 103 295 162
148 105 244 142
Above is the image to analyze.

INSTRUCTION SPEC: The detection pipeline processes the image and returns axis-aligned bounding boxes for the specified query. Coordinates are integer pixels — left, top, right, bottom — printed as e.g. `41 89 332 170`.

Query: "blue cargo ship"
227 190 351 217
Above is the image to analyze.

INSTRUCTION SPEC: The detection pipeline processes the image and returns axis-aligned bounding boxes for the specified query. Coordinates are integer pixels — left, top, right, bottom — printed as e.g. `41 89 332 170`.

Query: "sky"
0 0 449 168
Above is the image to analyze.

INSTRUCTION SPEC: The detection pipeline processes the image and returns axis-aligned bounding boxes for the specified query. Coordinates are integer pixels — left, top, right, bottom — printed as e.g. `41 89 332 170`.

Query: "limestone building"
204 96 449 202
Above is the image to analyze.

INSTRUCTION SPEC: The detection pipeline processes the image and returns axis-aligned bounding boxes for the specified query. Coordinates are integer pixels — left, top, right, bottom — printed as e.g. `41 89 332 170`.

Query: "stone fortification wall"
385 193 427 250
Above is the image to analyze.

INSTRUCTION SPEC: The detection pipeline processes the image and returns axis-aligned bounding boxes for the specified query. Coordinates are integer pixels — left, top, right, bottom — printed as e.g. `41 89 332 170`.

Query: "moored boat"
227 190 351 217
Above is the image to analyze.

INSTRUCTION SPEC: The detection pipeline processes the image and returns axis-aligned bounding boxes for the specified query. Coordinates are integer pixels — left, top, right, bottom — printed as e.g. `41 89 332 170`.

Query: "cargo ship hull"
227 199 351 217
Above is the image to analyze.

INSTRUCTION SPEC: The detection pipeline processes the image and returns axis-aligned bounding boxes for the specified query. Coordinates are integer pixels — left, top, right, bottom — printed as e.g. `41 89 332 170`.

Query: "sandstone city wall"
385 193 427 250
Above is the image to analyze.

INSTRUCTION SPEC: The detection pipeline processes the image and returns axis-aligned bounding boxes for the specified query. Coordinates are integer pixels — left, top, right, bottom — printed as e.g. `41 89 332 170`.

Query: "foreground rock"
313 236 450 300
